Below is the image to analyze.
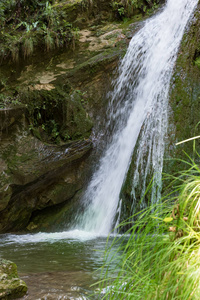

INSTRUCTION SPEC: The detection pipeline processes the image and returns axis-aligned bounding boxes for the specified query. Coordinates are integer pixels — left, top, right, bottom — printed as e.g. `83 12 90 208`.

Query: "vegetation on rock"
111 0 162 18
0 259 27 299
166 2 200 178
0 0 163 63
19 87 93 143
0 1 200 299
0 0 78 62
0 0 168 234
99 154 200 299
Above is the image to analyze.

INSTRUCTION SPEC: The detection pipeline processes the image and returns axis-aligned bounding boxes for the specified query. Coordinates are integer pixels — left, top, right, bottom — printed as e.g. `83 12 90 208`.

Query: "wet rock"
0 106 92 233
166 3 200 174
26 189 85 232
0 259 27 299
0 107 26 132
0 0 151 233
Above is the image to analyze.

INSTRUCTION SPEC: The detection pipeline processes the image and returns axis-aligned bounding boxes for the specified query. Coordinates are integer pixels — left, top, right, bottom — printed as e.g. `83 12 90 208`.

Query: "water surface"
0 231 119 300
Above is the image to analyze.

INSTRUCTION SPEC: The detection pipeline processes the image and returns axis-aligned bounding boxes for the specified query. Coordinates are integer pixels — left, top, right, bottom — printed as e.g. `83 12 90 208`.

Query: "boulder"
0 259 27 299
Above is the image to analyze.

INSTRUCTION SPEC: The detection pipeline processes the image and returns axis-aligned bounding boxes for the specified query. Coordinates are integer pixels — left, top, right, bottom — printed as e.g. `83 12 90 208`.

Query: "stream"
0 231 120 299
0 1 199 299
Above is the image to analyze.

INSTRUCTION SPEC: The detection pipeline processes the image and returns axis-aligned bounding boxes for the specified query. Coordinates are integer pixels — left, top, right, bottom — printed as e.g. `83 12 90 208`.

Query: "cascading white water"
78 0 198 235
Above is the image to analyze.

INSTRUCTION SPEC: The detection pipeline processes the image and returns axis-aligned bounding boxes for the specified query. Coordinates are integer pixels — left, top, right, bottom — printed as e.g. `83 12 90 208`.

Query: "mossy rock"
194 56 200 69
26 190 84 232
19 86 93 143
166 3 200 176
61 91 93 139
0 0 164 233
0 120 92 233
0 259 27 299
66 48 123 85
54 0 84 23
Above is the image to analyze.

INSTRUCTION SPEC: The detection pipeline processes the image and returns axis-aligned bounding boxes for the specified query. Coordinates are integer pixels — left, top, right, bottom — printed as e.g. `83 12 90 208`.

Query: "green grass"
97 156 200 299
0 0 76 62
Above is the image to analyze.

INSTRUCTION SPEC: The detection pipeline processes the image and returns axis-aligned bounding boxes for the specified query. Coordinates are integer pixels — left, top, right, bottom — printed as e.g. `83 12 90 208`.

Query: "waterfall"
77 0 198 235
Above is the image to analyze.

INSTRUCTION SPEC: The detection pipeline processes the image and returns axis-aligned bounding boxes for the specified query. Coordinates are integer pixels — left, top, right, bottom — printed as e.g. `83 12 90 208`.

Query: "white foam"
0 230 100 244
0 230 123 245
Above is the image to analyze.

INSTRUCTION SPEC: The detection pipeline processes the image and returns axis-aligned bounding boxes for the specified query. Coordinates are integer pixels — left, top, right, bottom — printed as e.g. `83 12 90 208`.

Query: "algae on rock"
166 3 200 174
0 259 27 299
0 0 164 233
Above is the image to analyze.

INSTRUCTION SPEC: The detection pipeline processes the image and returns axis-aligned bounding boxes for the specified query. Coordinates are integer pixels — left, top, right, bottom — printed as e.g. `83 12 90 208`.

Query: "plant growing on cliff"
112 0 161 18
0 0 78 62
23 37 34 57
98 157 200 299
195 57 200 69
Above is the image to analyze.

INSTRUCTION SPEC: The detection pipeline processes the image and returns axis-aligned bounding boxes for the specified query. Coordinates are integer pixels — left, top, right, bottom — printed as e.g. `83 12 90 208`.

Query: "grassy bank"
98 155 200 299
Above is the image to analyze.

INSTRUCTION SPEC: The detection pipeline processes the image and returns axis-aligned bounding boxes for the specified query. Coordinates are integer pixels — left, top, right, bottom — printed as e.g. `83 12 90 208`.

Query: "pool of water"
0 230 119 300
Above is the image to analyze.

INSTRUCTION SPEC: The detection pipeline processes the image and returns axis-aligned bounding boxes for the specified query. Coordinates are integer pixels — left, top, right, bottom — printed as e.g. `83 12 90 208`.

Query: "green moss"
56 0 83 12
18 85 93 143
61 91 93 140
0 260 18 280
0 259 27 299
195 57 200 68
165 6 200 177
111 0 162 20
68 48 123 82
0 0 76 63
119 14 143 30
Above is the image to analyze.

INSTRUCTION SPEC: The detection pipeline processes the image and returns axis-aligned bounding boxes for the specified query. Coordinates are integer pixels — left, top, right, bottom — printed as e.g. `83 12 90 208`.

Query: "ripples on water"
0 230 121 300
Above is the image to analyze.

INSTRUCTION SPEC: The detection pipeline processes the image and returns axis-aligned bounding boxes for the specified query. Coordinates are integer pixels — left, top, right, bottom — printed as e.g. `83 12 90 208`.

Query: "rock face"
0 0 190 233
0 259 27 299
0 0 194 234
0 0 167 233
166 3 200 173
0 0 142 233
0 105 94 232
0 37 126 233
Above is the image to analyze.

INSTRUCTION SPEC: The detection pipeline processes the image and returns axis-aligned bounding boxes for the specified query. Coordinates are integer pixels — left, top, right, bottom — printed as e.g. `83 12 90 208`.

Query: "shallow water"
0 231 119 300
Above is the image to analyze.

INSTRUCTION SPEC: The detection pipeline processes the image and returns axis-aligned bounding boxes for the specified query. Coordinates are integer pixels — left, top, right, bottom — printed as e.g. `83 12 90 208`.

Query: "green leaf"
163 217 173 223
